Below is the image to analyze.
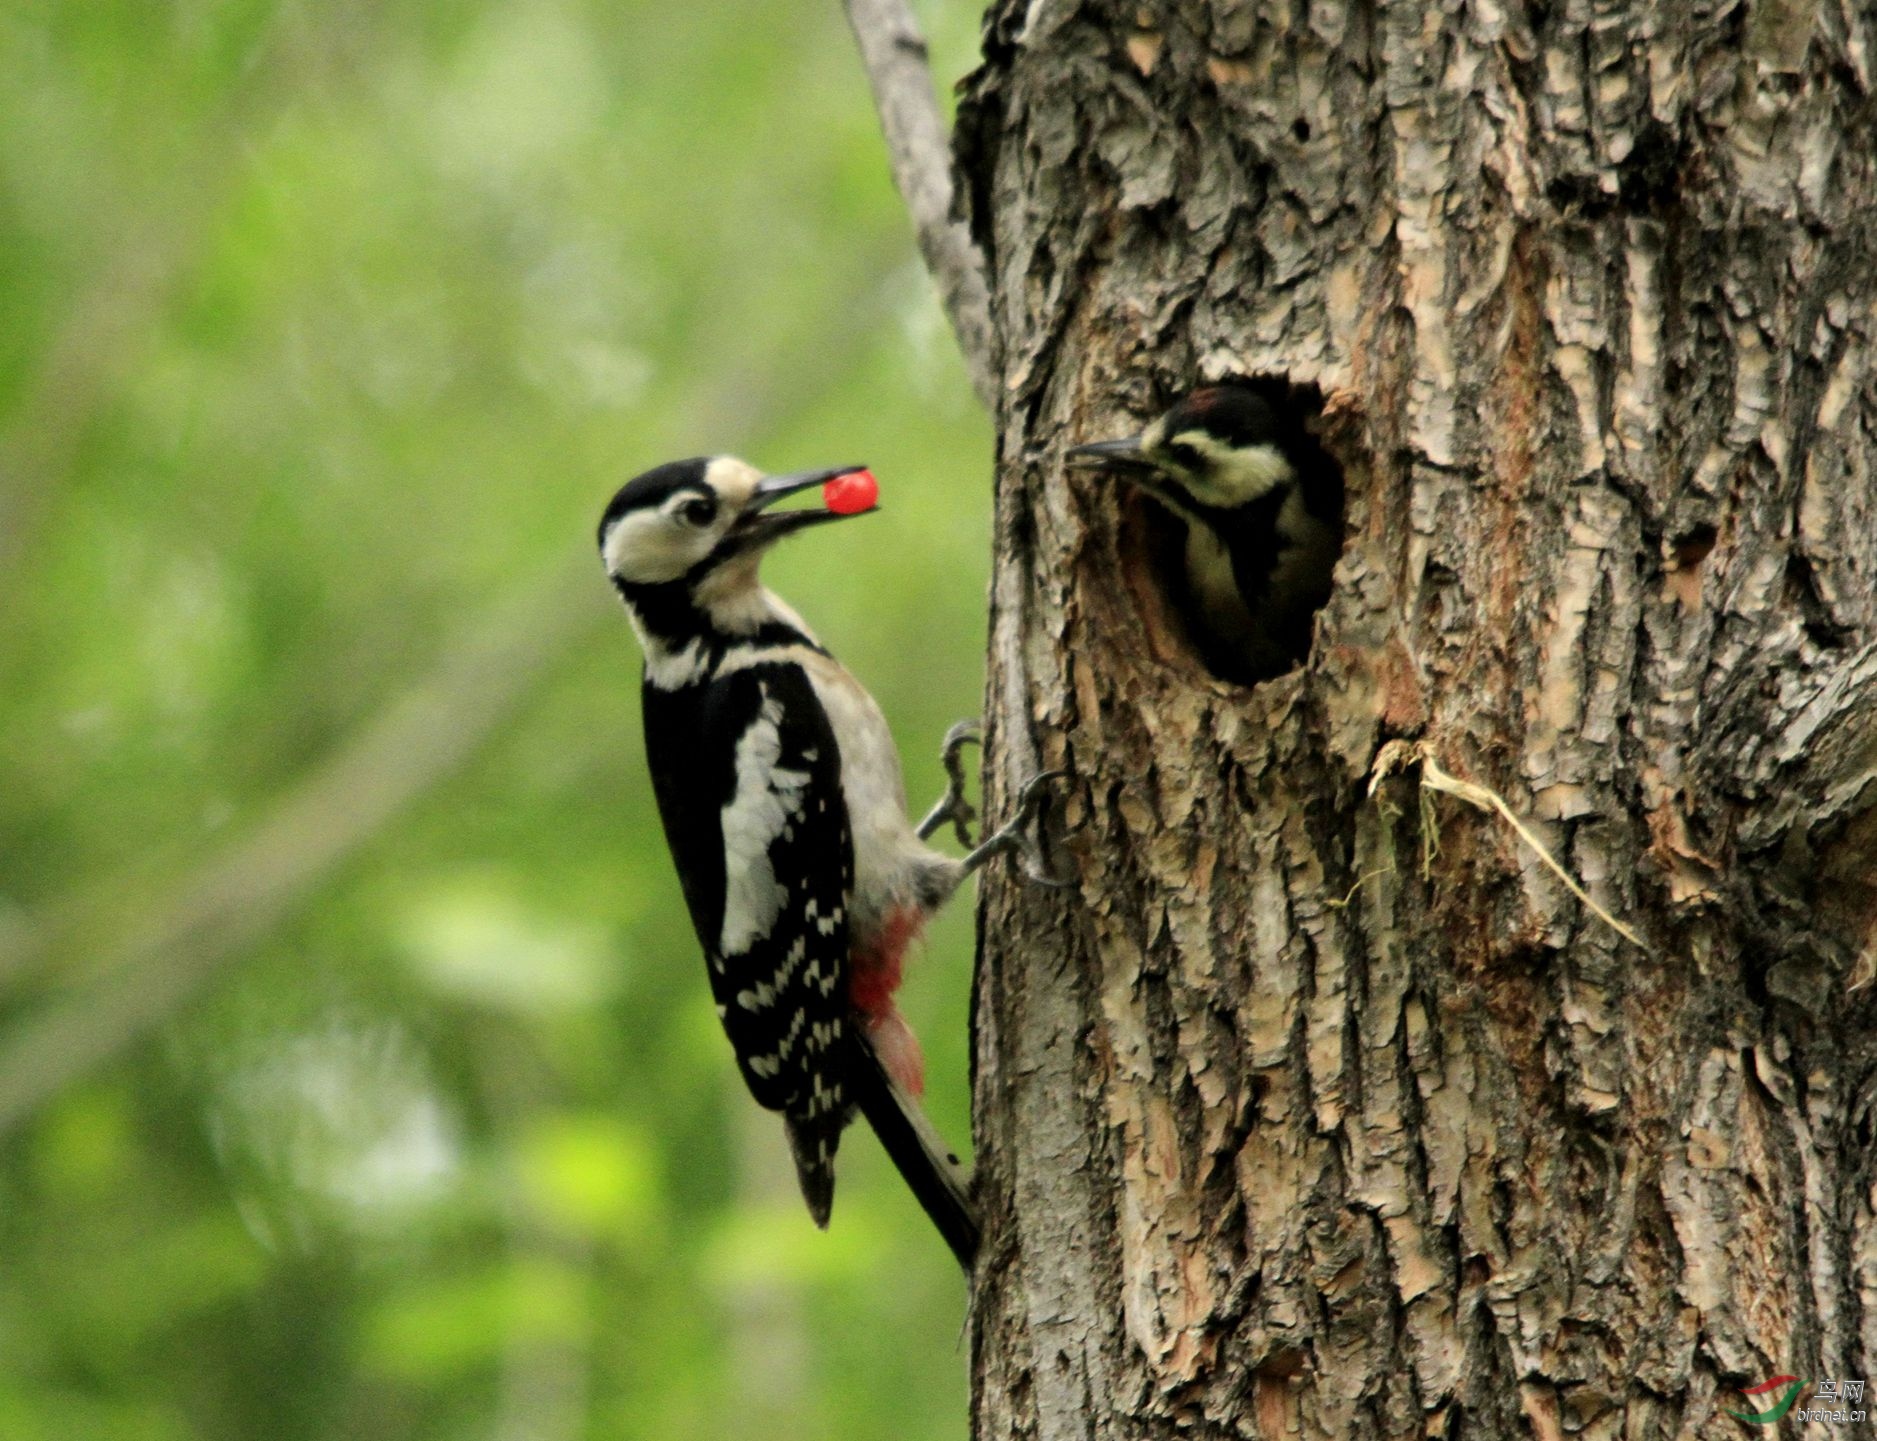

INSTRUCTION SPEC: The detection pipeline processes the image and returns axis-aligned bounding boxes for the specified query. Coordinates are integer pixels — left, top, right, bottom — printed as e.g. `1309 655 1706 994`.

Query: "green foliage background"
0 2 992 1436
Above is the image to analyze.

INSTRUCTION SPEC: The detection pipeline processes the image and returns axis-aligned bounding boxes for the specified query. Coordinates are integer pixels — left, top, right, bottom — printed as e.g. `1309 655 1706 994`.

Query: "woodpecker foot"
960 768 1071 887
915 720 982 845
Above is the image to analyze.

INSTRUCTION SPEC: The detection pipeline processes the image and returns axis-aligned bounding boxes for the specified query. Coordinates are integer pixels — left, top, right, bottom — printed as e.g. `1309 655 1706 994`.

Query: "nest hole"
1113 373 1349 689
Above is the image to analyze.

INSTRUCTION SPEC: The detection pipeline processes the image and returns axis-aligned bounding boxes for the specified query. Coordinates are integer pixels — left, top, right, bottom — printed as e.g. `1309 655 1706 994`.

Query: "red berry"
823 468 879 515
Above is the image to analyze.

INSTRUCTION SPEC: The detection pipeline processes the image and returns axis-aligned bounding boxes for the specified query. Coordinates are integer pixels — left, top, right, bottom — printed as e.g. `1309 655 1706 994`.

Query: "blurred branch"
843 0 997 411
0 240 183 577
0 564 598 1138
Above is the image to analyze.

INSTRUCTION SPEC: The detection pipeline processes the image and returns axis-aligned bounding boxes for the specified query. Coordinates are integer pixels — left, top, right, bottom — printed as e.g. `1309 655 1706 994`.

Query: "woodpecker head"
1066 385 1298 518
598 456 870 590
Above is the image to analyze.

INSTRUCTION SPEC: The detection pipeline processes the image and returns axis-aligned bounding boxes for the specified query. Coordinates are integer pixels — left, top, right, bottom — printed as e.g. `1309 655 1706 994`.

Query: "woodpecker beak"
750 466 863 508
1065 435 1153 476
729 465 873 552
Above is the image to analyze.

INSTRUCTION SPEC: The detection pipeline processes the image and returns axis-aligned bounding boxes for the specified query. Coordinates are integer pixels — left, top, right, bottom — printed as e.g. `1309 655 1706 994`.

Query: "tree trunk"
954 3 1877 1437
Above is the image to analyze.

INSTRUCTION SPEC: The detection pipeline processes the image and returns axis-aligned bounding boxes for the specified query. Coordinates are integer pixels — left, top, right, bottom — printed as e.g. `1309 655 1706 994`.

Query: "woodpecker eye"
677 496 718 528
1162 440 1205 472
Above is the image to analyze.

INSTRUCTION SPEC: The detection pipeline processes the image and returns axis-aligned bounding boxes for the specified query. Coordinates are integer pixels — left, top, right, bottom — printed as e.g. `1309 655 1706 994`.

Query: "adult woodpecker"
1067 383 1343 684
596 456 1052 1267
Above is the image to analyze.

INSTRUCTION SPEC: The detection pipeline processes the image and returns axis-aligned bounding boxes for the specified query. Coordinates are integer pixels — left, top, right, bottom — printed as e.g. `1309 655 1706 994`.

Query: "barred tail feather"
847 1031 980 1268
783 1111 843 1228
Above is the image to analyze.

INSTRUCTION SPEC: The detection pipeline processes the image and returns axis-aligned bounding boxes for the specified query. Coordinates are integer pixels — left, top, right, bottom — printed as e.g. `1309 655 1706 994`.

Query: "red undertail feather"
849 905 928 1097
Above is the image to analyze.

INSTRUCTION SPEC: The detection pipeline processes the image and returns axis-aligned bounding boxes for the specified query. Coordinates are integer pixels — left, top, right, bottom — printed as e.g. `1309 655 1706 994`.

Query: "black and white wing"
641 662 853 1219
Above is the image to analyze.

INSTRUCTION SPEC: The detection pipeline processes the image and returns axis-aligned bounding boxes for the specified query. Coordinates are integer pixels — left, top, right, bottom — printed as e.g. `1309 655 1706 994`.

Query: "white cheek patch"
1214 444 1294 504
604 509 701 584
1174 432 1294 507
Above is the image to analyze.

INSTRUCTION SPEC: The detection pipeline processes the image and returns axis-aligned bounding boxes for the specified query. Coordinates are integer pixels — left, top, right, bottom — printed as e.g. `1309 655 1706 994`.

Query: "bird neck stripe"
612 575 707 648
635 628 830 692
715 640 831 679
642 637 710 690
1202 485 1288 535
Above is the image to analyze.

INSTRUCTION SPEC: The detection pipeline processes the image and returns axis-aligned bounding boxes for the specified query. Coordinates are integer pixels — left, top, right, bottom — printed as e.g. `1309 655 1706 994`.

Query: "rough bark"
954 3 1877 1438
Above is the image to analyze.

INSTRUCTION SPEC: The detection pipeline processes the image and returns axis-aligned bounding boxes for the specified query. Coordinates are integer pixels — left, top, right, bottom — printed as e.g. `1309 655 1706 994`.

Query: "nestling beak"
1066 431 1201 518
730 464 873 551
1064 435 1153 476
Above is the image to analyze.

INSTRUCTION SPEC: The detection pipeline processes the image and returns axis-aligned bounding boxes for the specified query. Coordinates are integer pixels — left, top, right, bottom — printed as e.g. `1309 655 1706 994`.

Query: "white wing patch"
719 685 813 954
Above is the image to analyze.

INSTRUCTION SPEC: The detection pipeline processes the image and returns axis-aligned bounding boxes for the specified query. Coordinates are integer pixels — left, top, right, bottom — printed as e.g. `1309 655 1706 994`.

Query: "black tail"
783 1109 843 1228
846 1031 980 1269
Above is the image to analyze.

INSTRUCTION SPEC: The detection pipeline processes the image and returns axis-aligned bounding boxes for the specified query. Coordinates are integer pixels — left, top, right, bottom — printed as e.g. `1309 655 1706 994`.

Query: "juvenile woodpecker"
1067 384 1343 684
597 456 1049 1267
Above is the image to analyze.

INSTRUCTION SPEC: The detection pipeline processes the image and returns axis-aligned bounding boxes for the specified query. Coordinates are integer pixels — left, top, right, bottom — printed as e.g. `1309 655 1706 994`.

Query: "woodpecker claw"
961 767 1070 885
1022 849 1076 889
915 720 983 845
918 726 1071 885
